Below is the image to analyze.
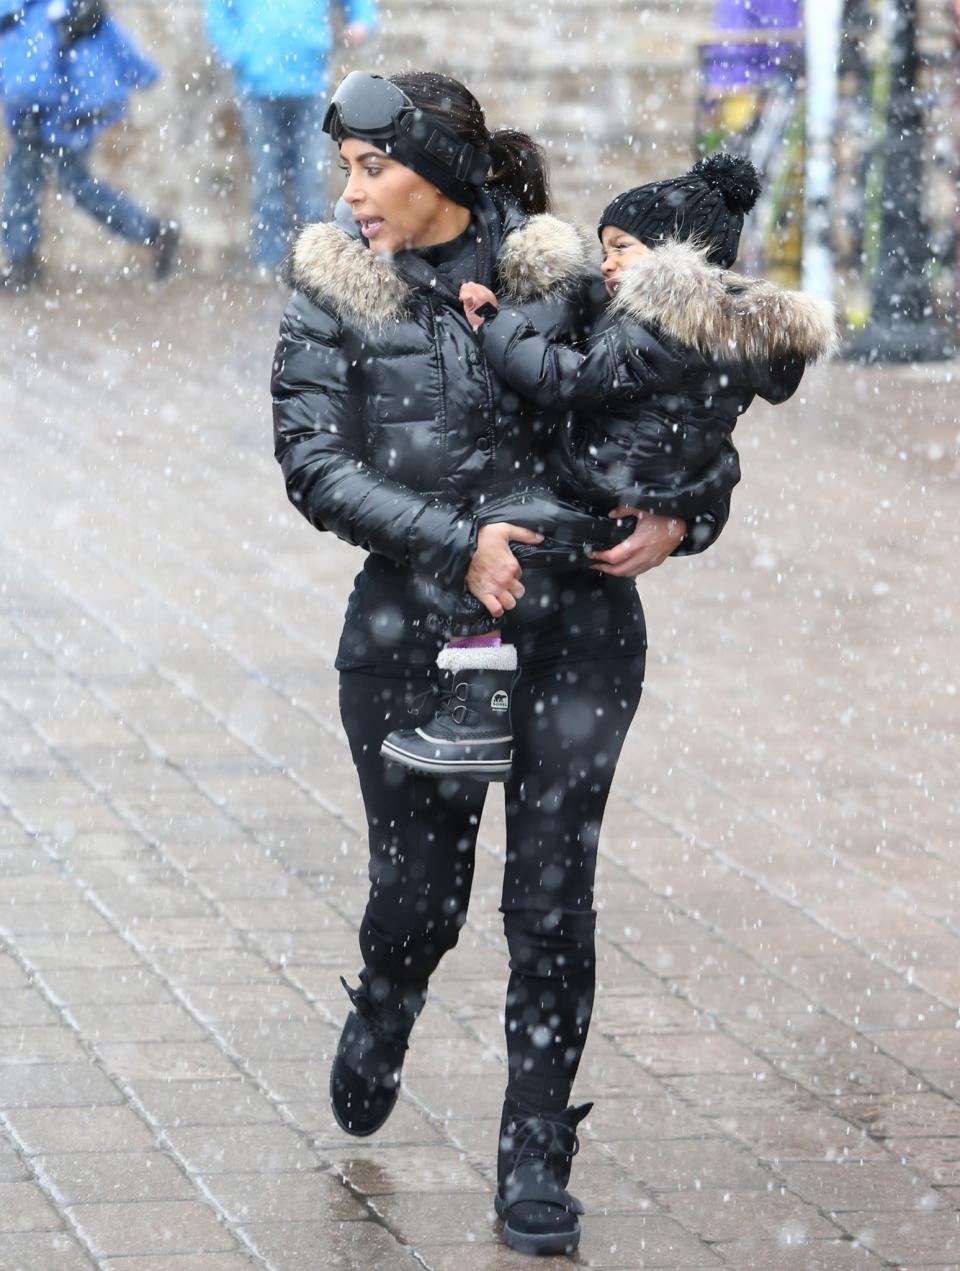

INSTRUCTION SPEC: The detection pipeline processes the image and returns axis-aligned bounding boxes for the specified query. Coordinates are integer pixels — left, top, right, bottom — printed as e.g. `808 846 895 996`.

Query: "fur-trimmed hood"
610 239 839 364
286 214 590 325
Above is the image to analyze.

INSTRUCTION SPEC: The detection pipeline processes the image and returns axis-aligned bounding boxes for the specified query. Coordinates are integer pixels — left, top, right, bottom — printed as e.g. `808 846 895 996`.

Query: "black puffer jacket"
272 200 599 592
478 239 838 525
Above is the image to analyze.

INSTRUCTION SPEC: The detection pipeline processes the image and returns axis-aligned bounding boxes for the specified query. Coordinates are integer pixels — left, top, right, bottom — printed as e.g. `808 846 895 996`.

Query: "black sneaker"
495 1101 592 1257
150 220 181 281
329 977 409 1137
380 646 517 781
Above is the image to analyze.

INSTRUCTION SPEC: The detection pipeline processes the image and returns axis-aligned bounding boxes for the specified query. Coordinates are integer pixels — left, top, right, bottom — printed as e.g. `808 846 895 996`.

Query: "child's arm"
460 284 674 410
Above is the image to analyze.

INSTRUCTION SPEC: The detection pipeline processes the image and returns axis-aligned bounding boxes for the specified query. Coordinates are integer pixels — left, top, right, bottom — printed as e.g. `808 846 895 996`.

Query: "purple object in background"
706 0 802 88
713 0 801 28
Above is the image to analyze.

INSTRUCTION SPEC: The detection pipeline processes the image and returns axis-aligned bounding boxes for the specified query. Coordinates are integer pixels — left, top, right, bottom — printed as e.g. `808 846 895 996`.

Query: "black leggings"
339 648 645 1115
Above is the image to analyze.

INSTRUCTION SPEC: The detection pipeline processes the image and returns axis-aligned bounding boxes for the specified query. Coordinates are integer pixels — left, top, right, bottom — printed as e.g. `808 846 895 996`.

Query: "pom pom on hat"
689 152 761 215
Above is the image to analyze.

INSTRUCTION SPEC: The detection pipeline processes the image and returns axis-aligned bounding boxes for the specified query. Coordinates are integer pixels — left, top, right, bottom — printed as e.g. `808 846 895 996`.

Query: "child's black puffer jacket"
477 239 838 530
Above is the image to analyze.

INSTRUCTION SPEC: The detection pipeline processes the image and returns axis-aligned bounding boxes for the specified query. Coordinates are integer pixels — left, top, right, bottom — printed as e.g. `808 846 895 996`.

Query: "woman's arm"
614 437 741 524
671 493 732 556
272 296 479 591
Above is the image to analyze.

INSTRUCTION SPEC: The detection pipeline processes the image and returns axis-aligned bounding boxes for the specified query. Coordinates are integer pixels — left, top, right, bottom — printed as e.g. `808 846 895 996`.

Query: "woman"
272 70 723 1257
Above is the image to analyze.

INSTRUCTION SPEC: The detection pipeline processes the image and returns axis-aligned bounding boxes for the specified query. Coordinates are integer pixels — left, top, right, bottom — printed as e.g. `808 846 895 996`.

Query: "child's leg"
380 587 518 781
448 631 502 647
380 639 518 781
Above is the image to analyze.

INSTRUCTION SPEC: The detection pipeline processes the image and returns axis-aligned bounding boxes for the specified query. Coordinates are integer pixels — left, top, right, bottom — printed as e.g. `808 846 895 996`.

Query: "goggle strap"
323 90 490 187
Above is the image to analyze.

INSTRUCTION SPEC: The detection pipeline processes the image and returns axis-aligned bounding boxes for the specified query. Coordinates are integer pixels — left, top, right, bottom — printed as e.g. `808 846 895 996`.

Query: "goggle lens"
322 72 413 141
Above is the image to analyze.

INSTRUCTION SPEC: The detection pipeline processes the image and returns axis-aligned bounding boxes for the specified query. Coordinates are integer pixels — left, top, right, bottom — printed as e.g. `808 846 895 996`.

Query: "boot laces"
340 977 409 1051
510 1112 582 1174
407 680 474 725
434 678 476 728
407 684 438 718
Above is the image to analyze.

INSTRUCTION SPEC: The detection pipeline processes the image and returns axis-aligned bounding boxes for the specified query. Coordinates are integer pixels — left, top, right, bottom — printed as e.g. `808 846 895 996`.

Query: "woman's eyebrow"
356 151 389 163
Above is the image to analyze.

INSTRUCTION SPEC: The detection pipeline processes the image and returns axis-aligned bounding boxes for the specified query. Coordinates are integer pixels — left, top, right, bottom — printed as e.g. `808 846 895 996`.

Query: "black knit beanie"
599 153 761 268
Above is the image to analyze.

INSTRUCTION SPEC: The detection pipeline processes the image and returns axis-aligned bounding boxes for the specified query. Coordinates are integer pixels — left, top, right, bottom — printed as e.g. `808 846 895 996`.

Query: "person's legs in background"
237 93 291 272
51 144 179 279
289 93 331 230
52 144 178 279
1 112 46 288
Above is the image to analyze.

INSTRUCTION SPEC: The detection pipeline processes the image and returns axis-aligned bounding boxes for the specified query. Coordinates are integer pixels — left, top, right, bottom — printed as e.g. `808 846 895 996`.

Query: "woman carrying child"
272 68 833 1258
381 151 837 781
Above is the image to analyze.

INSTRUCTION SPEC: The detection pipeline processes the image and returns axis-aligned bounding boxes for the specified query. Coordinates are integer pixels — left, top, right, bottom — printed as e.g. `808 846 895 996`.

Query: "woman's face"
600 226 650 295
338 138 467 255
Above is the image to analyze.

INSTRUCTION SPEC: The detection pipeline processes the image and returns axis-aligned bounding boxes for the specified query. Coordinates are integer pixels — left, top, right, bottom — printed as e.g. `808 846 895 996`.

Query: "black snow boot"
380 644 517 781
495 1101 592 1257
150 219 181 281
329 977 410 1137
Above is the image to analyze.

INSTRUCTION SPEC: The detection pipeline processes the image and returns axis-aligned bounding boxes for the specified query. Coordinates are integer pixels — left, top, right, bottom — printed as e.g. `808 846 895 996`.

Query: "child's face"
600 226 650 295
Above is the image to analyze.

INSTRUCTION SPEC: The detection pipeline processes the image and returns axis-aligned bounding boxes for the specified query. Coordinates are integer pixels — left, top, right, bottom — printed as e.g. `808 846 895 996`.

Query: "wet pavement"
0 275 958 1269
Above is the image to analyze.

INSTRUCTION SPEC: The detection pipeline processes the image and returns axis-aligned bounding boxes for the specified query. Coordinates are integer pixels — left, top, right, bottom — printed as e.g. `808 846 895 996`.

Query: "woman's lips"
605 278 620 295
359 218 385 239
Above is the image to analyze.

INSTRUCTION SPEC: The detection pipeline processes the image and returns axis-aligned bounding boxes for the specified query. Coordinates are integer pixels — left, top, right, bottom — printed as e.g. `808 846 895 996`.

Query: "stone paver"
0 280 957 1270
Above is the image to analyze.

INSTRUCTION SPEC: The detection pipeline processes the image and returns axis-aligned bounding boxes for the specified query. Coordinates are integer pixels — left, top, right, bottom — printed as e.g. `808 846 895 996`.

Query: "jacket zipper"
478 339 495 459
429 297 449 487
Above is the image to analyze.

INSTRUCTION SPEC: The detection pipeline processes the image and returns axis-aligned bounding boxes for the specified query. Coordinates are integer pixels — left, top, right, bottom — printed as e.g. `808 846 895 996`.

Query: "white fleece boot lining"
436 644 519 673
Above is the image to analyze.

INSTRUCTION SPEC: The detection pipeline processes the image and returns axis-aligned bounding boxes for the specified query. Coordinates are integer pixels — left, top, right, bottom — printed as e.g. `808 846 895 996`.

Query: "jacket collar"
286 210 590 325
610 239 839 363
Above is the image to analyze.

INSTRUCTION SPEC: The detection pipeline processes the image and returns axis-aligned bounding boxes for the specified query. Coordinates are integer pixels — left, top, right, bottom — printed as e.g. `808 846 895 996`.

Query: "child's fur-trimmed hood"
610 239 839 364
286 214 590 325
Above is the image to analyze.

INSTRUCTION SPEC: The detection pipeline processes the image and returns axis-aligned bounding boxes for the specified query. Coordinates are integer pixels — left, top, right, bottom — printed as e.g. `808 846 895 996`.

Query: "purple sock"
447 634 502 649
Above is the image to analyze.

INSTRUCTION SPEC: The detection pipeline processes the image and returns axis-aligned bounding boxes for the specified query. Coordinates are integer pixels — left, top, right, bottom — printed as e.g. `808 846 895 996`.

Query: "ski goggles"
322 72 491 190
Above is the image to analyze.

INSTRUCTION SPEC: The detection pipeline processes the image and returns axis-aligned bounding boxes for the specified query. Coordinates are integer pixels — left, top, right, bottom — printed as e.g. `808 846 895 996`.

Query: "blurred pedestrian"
0 0 180 291
205 0 376 274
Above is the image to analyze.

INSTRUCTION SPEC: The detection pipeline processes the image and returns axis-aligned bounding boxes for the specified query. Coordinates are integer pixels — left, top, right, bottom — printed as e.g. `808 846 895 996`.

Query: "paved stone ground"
0 275 958 1270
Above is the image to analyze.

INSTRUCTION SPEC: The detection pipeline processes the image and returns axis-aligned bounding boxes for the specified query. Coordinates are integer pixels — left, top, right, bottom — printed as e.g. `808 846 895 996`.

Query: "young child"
380 153 838 780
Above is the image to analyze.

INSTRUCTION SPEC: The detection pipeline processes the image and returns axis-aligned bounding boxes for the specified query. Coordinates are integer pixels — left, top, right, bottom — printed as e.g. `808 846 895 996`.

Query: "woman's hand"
460 282 499 330
590 507 687 577
466 522 543 619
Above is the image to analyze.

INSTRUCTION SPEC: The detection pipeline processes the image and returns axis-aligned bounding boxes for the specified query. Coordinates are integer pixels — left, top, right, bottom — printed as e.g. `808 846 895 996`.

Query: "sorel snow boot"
495 1101 592 1257
329 977 410 1137
380 645 517 781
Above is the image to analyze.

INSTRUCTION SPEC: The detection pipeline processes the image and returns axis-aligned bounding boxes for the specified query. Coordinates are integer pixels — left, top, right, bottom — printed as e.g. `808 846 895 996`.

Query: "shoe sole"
494 1191 581 1256
328 1063 399 1138
380 738 512 781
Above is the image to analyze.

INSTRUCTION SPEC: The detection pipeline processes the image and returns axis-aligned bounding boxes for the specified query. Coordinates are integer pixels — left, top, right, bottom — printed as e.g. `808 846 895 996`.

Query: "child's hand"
460 282 498 330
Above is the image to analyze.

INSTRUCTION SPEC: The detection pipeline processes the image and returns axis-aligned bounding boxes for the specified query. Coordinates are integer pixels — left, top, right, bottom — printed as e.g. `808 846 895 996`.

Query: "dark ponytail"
488 129 549 217
387 71 551 215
